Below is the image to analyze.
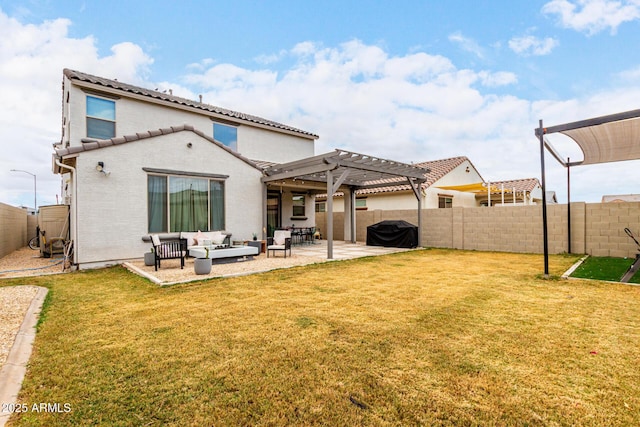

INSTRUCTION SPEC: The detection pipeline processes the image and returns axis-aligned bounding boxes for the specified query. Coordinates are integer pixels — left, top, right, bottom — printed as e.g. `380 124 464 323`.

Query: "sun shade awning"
539 108 640 167
435 182 509 193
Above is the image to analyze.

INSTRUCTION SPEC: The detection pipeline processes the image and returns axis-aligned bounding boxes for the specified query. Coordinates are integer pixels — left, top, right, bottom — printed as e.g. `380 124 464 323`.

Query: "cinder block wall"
316 201 640 258
0 203 28 259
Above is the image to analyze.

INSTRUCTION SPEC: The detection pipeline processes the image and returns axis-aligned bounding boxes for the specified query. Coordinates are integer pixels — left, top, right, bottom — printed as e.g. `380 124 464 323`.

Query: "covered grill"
366 220 418 248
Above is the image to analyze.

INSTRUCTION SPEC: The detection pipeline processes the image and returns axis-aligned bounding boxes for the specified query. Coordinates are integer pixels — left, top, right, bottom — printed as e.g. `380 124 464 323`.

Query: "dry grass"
3 249 640 426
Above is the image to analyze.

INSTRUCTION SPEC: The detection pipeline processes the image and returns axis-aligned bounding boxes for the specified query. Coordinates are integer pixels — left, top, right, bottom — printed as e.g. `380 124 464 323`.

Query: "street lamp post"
10 169 37 214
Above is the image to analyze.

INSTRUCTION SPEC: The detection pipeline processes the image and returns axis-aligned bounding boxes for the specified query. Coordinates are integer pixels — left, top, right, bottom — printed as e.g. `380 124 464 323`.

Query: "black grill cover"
366 220 418 248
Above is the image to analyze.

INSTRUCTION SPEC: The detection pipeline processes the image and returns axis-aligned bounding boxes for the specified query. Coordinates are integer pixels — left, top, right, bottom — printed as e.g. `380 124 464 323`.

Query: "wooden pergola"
261 149 429 259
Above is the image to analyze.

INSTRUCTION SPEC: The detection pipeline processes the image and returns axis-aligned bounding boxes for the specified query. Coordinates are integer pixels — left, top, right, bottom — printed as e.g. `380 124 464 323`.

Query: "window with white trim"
86 95 115 139
213 122 238 151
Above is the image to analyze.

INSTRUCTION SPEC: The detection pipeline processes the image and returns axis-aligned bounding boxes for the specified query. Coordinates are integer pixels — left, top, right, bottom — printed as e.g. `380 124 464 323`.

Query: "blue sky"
2 0 640 208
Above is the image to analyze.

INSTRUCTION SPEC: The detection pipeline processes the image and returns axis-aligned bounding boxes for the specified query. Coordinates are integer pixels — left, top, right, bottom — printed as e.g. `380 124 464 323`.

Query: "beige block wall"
0 203 28 258
317 201 640 258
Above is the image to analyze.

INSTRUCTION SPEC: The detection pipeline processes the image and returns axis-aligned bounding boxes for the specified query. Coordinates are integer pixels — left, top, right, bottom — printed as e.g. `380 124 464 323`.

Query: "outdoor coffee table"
189 245 259 264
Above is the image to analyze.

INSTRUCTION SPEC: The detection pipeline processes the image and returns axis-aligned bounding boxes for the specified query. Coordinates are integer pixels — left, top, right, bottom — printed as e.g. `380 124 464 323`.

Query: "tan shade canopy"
541 108 640 167
562 117 640 165
435 183 505 193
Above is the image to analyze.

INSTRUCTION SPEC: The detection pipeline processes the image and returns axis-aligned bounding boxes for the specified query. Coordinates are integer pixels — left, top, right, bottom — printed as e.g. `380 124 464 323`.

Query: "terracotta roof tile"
55 124 262 171
354 156 472 195
489 178 540 193
64 69 319 139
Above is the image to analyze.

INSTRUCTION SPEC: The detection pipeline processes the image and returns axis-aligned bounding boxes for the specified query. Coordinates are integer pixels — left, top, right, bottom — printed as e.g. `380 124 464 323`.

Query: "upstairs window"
86 95 115 139
213 123 238 151
438 195 453 209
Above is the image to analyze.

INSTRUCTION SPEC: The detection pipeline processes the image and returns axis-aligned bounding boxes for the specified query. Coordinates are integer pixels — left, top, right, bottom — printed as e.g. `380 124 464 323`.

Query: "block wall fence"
0 203 33 259
316 202 640 258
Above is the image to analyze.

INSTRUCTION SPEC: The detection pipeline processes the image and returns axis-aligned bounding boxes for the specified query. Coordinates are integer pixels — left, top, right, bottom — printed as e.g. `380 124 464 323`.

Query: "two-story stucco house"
53 69 318 268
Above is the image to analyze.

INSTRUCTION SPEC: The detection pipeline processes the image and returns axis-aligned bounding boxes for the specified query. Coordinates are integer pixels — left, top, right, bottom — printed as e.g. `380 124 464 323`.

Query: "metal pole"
567 157 571 254
417 184 423 247
537 120 549 277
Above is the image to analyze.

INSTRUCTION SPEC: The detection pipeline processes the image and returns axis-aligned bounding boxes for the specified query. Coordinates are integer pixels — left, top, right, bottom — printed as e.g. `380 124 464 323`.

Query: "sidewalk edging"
0 286 48 427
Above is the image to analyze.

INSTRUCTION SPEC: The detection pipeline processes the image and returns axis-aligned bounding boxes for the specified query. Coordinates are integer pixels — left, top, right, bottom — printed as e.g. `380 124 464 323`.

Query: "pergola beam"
261 163 338 182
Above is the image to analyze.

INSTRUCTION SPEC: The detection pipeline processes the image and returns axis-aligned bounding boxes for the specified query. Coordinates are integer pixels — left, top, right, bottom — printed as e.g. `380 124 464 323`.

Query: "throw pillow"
211 231 226 245
193 230 206 245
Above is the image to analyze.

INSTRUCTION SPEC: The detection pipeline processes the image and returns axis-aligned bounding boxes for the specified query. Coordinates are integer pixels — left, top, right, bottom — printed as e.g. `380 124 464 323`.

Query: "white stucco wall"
64 78 315 164
279 190 316 229
72 131 263 266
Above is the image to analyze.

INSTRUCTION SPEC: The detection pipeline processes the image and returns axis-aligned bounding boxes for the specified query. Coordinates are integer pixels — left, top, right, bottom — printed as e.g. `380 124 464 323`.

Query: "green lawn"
2 249 640 426
571 255 640 283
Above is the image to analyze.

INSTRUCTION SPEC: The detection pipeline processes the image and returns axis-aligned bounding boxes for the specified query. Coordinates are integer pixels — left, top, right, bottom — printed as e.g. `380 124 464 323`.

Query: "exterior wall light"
96 162 111 176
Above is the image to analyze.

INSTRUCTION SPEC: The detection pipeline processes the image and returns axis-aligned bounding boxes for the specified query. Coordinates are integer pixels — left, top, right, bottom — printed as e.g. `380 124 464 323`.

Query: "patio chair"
150 234 187 271
267 230 292 258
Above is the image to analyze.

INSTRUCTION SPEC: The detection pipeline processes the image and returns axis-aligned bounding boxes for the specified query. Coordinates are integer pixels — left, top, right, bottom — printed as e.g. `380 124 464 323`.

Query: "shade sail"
541 108 640 167
561 117 640 165
435 182 507 193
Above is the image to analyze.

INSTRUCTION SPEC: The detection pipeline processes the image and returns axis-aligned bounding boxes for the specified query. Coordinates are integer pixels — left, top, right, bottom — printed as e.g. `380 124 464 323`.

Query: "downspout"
55 158 77 266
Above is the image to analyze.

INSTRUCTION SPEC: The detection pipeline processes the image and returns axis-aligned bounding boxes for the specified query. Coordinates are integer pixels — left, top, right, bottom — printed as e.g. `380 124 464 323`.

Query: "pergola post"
343 187 356 243
262 183 268 240
326 169 334 260
417 185 423 247
350 188 356 243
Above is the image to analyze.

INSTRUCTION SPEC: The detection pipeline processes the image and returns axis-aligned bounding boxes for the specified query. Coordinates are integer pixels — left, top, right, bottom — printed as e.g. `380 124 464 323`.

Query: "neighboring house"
316 157 544 211
316 156 483 212
53 69 318 268
602 194 640 203
472 178 544 207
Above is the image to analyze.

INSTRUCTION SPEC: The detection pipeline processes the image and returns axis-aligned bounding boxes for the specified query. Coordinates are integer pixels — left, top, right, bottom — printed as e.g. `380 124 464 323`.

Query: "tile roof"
488 178 541 193
316 156 472 199
355 156 472 195
54 124 262 171
63 69 319 139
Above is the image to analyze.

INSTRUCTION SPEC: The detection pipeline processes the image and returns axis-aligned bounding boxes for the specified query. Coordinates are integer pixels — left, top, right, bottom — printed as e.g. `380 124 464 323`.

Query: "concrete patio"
124 240 417 285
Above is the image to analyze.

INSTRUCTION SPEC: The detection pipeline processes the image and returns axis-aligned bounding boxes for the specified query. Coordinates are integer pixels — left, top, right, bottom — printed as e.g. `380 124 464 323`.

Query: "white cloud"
542 0 640 35
509 35 559 55
448 32 485 59
0 9 153 208
479 71 518 87
181 39 640 202
2 10 640 211
616 65 640 81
